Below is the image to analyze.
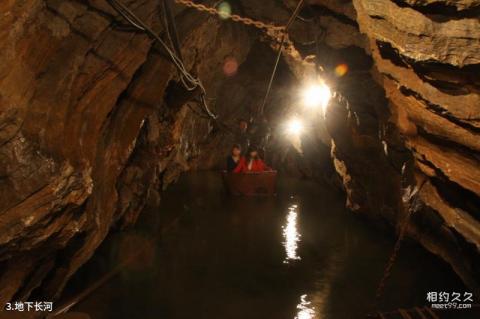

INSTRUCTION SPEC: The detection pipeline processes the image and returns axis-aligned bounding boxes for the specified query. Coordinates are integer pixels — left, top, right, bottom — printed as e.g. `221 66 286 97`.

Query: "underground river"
63 172 469 318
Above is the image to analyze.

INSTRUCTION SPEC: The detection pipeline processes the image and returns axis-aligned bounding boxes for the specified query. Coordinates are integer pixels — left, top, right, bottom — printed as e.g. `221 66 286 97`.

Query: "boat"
221 170 277 196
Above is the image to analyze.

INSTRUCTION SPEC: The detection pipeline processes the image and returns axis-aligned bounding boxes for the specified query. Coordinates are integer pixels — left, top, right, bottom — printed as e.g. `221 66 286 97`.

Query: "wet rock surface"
0 0 253 302
1 0 479 303
331 0 480 293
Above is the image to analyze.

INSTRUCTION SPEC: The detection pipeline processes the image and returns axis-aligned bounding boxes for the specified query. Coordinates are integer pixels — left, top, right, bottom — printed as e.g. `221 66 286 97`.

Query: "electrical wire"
258 0 305 116
108 0 218 119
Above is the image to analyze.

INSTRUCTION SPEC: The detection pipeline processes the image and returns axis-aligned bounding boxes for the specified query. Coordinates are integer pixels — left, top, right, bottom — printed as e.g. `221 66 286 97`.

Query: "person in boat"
226 144 242 172
233 146 271 173
235 118 250 151
249 116 271 161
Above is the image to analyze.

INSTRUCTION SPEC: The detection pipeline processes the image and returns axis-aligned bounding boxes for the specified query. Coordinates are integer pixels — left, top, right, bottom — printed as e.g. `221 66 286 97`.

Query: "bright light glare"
295 295 316 319
286 118 304 135
302 84 332 111
282 204 301 263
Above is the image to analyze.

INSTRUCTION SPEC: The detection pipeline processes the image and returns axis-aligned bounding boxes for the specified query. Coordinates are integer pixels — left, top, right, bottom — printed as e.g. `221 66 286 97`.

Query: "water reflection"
295 294 316 319
70 173 467 319
282 204 301 263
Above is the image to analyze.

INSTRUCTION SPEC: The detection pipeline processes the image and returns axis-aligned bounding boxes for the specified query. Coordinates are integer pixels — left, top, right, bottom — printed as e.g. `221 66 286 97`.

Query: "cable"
258 0 306 116
107 0 217 119
161 0 183 61
285 0 305 30
258 35 286 116
110 0 196 89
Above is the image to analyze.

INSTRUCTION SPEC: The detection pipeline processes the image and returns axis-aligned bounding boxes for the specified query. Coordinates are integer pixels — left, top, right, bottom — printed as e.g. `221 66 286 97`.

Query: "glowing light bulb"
286 118 304 135
302 83 332 111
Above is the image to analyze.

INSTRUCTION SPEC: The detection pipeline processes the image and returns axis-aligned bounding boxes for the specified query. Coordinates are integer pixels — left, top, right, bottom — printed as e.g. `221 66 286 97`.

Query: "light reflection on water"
282 203 301 263
70 173 467 319
295 294 317 319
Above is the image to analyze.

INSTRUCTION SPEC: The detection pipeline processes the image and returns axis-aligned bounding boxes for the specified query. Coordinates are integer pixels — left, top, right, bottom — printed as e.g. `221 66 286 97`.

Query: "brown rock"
420 180 480 250
353 0 480 66
408 137 480 196
399 0 480 10
384 78 480 152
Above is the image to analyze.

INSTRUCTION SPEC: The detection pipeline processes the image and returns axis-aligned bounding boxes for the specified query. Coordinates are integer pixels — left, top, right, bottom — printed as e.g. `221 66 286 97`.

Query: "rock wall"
0 0 254 303
356 0 480 291
250 0 480 293
307 0 480 292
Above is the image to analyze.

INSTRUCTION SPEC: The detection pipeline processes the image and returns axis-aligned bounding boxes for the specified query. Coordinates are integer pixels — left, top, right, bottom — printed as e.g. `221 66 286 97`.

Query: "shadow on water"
65 172 474 319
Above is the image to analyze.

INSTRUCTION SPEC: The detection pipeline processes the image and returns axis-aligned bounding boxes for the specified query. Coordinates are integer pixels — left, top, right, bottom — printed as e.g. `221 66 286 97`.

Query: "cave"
1 0 480 318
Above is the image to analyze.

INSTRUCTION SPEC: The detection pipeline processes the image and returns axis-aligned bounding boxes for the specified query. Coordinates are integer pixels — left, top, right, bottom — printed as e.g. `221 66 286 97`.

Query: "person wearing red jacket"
233 146 271 173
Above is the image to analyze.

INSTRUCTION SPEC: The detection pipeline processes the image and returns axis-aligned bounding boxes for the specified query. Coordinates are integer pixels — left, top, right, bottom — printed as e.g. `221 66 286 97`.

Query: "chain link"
174 0 304 62
174 0 286 38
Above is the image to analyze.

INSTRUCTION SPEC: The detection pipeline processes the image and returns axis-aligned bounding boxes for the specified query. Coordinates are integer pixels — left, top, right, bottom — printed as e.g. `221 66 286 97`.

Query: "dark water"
67 172 474 319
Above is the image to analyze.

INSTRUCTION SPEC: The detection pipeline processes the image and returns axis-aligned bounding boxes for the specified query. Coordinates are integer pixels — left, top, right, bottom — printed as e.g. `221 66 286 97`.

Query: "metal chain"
174 0 286 35
174 0 303 64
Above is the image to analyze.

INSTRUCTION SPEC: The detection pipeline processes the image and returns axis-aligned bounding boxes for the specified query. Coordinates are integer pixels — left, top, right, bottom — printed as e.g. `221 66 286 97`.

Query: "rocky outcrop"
399 0 480 11
281 0 480 294
1 0 162 301
324 0 480 291
355 0 480 66
0 0 254 303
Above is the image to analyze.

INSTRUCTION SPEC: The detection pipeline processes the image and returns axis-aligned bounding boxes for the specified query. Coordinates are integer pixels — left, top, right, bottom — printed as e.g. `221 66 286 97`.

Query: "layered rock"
283 0 480 293
332 0 480 291
355 0 480 66
0 0 254 303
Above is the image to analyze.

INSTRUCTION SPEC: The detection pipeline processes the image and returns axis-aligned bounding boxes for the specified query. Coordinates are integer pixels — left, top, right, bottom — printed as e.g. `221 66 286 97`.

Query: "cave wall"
305 0 480 292
0 0 255 302
248 0 480 292
355 0 480 291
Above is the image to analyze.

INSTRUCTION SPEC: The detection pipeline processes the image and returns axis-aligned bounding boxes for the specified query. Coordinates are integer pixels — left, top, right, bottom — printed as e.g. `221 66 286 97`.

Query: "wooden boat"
221 170 277 196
